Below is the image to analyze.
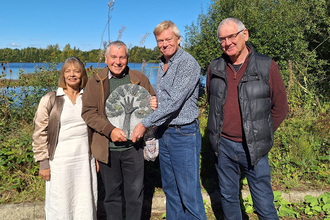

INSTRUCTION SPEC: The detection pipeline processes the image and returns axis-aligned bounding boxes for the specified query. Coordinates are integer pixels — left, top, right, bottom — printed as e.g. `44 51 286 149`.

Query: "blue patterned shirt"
142 47 200 127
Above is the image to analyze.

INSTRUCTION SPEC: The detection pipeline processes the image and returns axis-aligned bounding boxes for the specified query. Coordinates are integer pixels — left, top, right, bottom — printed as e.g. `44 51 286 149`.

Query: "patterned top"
142 47 200 127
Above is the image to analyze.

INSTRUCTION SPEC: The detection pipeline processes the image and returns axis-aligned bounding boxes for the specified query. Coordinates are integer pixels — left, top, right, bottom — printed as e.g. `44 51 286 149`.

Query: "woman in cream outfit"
32 57 97 220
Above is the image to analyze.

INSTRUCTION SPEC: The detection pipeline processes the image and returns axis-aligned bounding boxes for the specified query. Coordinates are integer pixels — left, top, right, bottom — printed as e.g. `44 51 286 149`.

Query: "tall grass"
268 62 330 190
0 63 58 203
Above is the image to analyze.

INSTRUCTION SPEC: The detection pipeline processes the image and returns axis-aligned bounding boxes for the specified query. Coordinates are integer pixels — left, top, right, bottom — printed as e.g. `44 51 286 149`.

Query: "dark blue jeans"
158 121 206 220
215 137 278 220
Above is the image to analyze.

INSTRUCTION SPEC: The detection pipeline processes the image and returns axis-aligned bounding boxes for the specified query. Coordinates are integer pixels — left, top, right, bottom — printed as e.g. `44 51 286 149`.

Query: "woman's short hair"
58 57 88 90
153 20 181 38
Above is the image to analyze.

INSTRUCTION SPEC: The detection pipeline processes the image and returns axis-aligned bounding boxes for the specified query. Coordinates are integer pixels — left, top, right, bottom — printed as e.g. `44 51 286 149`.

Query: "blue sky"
1 0 211 51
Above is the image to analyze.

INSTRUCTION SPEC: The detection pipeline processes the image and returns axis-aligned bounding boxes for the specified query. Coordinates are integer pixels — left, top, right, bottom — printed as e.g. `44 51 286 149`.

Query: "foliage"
129 46 162 63
243 191 330 219
0 122 45 203
304 193 330 217
184 0 330 98
0 45 161 64
0 44 90 63
0 64 58 203
268 68 330 189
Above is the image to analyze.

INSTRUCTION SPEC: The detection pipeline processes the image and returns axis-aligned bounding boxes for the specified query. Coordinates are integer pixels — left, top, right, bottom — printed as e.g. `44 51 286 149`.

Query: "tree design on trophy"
106 84 153 139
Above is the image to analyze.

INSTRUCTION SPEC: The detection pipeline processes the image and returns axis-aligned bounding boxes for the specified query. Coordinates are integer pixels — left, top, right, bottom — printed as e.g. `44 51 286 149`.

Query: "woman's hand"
39 168 51 181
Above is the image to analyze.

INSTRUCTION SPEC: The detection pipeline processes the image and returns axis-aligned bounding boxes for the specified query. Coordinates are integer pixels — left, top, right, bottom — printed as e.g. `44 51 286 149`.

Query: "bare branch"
139 32 150 47
98 0 115 67
117 25 126 41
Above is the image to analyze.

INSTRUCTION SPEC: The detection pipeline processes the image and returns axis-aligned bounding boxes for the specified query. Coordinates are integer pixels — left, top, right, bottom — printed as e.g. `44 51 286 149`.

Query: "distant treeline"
0 44 162 63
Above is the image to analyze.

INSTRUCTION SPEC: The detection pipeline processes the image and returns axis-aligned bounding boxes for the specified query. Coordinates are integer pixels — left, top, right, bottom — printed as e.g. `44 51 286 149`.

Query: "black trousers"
99 147 144 220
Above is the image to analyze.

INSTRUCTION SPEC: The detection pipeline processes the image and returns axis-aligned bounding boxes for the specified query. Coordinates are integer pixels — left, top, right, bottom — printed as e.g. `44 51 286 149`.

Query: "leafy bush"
269 72 330 189
0 64 58 203
243 191 330 219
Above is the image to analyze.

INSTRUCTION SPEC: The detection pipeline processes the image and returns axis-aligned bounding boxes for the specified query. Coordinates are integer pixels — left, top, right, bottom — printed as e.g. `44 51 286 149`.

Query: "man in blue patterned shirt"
131 20 206 220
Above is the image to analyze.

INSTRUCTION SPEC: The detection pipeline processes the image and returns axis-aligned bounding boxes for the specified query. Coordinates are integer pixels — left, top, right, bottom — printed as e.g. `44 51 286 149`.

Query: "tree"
61 44 71 61
128 46 159 63
184 0 330 99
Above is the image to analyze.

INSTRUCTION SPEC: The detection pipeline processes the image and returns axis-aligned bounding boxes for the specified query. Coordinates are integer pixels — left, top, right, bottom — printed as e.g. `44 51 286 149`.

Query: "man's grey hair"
217 18 246 39
105 40 129 58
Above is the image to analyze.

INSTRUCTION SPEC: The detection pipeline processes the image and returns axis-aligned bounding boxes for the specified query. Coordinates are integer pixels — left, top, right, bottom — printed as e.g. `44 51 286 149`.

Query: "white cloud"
10 43 21 47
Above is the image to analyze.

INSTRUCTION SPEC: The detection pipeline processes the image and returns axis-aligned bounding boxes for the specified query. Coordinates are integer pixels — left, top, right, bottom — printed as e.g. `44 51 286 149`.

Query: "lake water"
1 62 158 79
1 62 206 86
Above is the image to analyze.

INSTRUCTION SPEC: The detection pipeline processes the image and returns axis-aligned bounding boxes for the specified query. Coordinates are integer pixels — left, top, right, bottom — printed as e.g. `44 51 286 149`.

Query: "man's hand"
110 128 127 142
150 96 157 110
96 159 99 172
39 168 50 181
131 122 146 143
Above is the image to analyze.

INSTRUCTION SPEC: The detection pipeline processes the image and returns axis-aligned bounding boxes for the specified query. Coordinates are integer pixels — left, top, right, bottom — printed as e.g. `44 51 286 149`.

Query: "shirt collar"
160 47 183 63
56 87 84 96
108 66 128 79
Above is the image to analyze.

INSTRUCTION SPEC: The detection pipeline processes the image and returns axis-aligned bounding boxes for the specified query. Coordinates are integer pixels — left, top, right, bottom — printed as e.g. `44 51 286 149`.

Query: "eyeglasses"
218 29 245 44
157 37 174 45
109 55 127 61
